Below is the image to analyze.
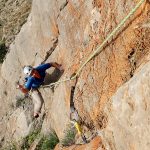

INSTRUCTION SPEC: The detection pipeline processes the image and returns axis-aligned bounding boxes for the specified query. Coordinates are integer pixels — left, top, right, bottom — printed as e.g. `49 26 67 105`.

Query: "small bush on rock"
0 40 7 63
61 126 76 147
21 129 40 149
37 131 59 150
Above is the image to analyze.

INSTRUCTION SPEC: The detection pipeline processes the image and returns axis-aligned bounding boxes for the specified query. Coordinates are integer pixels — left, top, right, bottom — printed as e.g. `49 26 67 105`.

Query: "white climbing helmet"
23 66 33 75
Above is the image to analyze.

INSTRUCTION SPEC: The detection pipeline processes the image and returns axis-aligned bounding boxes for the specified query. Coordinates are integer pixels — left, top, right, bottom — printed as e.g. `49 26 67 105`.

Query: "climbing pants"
31 89 44 116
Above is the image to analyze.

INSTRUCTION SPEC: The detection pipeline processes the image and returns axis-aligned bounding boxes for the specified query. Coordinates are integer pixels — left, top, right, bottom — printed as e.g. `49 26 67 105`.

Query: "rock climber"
16 62 63 118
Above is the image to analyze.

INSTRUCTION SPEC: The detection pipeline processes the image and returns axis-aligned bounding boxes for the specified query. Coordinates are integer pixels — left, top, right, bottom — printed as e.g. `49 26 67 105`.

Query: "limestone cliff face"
101 59 150 150
0 0 150 149
0 0 32 45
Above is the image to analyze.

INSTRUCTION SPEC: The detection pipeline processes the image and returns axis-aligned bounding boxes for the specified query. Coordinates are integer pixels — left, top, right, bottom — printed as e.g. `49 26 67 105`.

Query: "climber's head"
23 66 33 76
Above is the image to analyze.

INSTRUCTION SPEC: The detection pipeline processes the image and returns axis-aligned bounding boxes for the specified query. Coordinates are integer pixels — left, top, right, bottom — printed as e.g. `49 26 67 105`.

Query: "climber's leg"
31 89 44 118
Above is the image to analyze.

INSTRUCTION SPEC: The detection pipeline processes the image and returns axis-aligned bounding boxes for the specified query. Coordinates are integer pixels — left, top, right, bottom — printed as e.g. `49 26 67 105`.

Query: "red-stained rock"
54 136 105 150
0 0 150 149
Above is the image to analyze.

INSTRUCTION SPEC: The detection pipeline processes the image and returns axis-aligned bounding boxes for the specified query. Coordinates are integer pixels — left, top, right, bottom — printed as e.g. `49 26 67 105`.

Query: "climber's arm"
36 63 51 71
36 62 63 72
50 62 63 70
18 84 29 94
17 78 33 94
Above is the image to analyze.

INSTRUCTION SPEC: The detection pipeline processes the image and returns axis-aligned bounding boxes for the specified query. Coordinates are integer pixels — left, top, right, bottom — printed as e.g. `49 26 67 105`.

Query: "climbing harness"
42 0 145 88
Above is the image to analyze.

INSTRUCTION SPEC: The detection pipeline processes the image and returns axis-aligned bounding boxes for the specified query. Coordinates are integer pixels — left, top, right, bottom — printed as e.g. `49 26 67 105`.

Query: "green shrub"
2 141 18 150
15 96 26 108
0 40 7 63
15 95 32 108
37 132 59 150
9 143 17 150
61 127 76 147
21 130 40 149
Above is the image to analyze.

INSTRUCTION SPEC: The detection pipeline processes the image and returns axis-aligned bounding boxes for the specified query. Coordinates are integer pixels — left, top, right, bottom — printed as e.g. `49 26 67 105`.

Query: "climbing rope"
42 0 145 88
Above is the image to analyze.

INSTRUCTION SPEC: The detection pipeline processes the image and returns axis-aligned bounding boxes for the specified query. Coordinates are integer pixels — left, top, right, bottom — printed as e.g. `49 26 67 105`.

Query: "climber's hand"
58 64 64 72
15 81 20 89
50 62 64 71
54 63 64 72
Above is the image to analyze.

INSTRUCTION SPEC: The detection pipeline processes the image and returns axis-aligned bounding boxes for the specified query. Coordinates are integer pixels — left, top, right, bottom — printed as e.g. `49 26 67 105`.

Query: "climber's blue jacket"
24 63 51 90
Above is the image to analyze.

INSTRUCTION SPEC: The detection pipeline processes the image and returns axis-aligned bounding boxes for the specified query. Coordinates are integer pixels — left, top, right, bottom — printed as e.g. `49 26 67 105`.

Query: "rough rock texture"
55 136 105 150
0 0 32 45
74 0 150 130
101 60 150 150
0 0 150 149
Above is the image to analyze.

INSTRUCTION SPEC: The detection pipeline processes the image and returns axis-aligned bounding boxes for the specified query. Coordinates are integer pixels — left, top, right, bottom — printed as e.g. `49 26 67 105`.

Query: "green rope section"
42 0 145 88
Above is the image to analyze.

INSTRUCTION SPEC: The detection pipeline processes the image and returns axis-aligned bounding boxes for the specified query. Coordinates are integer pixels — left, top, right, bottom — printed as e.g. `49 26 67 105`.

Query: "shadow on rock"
43 69 64 87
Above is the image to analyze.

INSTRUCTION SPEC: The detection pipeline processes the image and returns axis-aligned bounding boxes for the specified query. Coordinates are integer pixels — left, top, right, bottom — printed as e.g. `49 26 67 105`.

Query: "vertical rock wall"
0 0 32 45
0 0 150 149
102 60 150 150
